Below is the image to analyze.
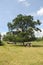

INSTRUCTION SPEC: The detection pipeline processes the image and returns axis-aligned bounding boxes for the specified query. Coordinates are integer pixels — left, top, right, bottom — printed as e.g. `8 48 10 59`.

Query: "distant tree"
0 33 1 41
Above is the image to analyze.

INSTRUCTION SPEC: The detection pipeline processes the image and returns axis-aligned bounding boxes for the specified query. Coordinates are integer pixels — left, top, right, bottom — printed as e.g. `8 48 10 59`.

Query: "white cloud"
1 32 6 36
18 0 30 7
35 29 43 37
37 8 43 16
18 0 26 2
29 8 43 17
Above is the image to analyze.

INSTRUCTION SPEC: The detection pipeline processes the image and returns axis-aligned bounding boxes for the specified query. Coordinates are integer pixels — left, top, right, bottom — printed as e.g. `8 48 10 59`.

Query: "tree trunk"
15 42 16 44
23 42 24 46
29 42 32 47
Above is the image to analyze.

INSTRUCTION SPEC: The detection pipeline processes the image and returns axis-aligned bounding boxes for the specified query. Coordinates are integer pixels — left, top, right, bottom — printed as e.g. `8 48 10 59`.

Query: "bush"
0 40 4 46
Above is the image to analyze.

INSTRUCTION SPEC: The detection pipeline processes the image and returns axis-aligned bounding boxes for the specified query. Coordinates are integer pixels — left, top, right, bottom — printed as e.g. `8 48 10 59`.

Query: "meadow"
0 41 43 65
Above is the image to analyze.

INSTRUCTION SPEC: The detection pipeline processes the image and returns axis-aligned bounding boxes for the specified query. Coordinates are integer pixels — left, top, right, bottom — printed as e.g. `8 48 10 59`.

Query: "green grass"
32 41 43 45
0 41 43 65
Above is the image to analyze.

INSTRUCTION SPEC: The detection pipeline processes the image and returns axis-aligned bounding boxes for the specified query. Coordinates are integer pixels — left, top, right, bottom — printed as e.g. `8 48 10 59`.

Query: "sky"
0 0 43 37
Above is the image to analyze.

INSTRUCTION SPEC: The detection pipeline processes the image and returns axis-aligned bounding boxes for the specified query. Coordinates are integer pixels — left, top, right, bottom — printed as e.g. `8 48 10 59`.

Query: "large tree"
7 14 41 45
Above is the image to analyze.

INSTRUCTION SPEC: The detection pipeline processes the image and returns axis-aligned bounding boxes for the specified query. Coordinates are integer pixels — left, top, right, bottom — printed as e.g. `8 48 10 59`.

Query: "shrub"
0 40 4 46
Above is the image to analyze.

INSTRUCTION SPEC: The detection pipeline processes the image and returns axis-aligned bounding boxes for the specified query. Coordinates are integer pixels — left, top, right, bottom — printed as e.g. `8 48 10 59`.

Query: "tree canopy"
8 14 41 32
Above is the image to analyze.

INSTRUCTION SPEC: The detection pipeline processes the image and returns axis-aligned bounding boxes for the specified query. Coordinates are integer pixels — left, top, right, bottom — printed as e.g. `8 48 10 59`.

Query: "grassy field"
0 41 43 65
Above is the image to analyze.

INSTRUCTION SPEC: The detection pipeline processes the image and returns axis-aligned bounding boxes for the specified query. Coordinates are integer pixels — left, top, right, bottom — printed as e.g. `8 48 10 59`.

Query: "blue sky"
0 0 43 36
